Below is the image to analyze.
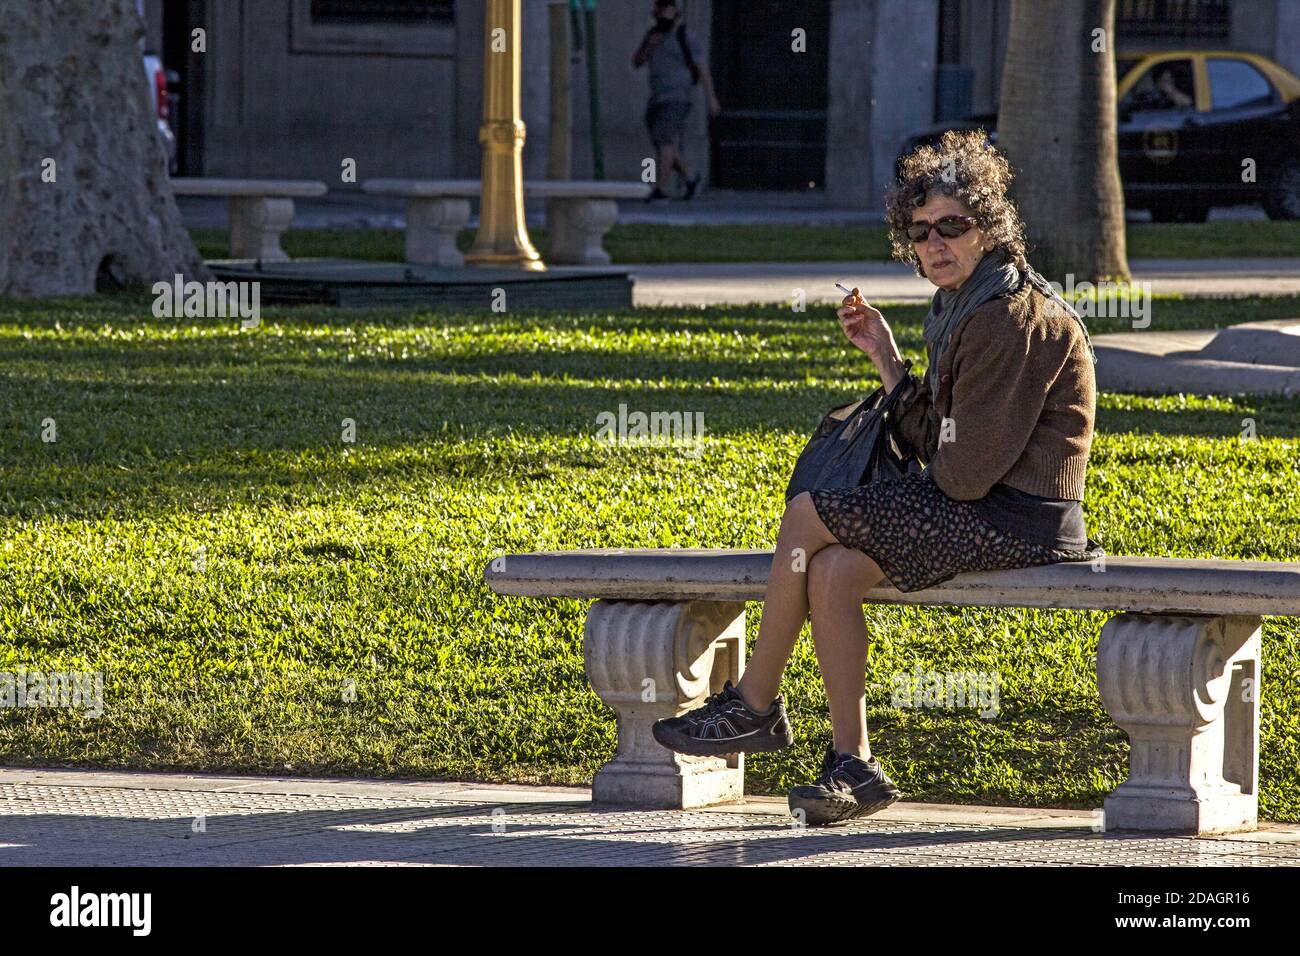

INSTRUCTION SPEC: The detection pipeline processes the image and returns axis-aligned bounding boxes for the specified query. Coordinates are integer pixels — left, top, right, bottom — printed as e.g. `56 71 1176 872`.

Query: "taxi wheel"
1264 160 1300 220
1148 202 1208 223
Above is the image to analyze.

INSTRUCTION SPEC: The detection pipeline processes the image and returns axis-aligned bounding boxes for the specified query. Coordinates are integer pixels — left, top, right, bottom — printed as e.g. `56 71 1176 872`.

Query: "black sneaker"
682 173 701 200
645 188 670 202
651 680 794 756
788 745 902 826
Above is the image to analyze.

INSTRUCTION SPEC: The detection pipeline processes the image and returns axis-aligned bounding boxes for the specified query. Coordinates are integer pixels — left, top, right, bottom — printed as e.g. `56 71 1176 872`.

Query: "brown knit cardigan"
891 281 1097 502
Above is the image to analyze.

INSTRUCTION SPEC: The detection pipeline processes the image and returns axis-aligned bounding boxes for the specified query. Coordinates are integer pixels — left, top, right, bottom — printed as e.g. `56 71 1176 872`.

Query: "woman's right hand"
836 288 895 366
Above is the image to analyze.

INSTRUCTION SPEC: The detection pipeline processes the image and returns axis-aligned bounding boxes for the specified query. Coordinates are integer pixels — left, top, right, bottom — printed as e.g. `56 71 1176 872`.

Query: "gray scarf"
921 249 1098 396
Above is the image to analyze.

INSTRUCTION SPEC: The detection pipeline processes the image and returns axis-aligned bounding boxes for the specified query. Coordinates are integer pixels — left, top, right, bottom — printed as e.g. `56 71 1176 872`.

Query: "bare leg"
807 545 887 760
655 143 677 192
736 492 839 712
670 142 691 185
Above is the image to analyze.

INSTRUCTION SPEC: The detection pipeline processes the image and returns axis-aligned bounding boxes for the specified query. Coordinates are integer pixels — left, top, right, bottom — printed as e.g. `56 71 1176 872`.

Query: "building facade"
141 0 1300 212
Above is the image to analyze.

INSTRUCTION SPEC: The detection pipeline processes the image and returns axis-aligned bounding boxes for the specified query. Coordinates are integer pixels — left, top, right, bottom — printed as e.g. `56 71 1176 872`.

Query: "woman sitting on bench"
652 129 1105 826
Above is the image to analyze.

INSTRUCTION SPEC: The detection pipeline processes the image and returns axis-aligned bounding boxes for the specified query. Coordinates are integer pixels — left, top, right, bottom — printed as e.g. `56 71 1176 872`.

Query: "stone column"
1275 5 1300 83
825 0 939 211
584 599 746 809
1230 1 1300 82
825 0 876 210
1097 613 1261 835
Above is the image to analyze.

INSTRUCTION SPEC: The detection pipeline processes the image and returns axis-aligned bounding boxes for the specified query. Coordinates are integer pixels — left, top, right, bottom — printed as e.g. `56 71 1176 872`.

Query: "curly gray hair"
884 129 1028 277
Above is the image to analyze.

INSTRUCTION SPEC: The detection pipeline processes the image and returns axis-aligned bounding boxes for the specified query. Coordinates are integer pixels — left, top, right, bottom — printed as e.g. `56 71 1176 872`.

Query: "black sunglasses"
906 215 977 243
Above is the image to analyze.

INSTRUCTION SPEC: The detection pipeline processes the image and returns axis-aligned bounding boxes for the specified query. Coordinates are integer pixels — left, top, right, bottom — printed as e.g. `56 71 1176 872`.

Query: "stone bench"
171 178 328 261
484 548 1300 835
361 179 650 267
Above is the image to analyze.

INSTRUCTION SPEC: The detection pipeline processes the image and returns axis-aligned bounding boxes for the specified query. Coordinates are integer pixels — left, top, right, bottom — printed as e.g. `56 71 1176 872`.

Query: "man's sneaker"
682 173 701 200
788 745 902 826
645 188 670 202
652 680 793 757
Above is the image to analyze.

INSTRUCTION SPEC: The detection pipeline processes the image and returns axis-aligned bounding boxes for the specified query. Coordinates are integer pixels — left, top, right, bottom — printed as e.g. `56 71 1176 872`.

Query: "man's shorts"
645 100 691 148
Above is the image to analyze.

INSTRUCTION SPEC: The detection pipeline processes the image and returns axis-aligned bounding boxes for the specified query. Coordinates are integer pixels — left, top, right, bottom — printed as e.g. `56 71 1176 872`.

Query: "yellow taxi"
902 50 1300 221
1116 50 1300 221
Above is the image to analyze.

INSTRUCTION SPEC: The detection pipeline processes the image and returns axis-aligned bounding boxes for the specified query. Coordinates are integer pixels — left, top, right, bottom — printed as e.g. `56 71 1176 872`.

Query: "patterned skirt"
808 472 1105 593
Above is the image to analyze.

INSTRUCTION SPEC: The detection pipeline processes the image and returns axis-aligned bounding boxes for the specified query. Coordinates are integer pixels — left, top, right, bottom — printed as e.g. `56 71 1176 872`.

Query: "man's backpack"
675 23 700 85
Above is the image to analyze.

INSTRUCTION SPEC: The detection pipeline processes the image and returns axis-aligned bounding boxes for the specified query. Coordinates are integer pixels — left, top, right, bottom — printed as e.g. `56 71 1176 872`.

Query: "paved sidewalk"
2 768 1297 867
611 258 1300 307
177 192 1299 303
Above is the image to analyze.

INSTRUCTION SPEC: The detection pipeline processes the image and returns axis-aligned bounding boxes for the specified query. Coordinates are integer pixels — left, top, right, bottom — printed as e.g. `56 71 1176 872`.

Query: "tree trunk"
997 0 1130 283
0 0 208 297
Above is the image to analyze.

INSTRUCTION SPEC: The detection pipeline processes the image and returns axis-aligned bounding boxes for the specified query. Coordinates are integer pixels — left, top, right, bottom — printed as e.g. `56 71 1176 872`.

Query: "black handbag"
784 359 923 502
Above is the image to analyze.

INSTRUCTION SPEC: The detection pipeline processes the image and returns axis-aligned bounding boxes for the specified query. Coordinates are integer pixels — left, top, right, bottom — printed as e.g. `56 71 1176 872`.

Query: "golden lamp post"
465 0 545 271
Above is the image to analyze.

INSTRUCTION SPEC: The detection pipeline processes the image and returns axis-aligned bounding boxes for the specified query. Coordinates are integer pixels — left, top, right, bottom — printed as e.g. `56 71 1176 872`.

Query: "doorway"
708 0 830 190
162 0 207 175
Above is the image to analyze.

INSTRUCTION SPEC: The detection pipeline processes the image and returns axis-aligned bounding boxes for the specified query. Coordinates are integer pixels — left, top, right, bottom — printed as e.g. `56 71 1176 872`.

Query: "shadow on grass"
2 298 1297 519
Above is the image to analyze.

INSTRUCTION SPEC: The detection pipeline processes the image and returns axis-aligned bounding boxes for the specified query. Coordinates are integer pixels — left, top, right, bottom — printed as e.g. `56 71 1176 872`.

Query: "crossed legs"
735 491 888 760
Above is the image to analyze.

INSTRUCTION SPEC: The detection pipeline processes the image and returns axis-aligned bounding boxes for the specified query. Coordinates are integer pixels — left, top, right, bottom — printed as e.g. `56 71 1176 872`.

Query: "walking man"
632 0 721 200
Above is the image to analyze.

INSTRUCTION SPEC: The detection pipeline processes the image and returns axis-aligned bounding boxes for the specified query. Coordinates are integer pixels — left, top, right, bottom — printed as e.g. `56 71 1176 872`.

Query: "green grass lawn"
1 294 1298 818
191 219 1300 265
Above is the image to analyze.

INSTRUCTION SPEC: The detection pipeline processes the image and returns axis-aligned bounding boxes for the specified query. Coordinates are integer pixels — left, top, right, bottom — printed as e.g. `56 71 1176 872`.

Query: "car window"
1121 59 1195 113
1116 57 1143 85
1207 58 1276 110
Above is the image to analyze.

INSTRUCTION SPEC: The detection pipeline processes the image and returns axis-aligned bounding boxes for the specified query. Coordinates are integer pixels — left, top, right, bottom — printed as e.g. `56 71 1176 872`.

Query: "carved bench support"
583 599 746 809
1097 613 1261 835
546 198 619 266
228 197 296 261
405 198 472 267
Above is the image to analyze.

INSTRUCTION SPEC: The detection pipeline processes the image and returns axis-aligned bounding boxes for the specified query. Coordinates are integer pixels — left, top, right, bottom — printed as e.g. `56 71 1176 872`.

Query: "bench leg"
228 197 295 261
584 599 746 809
405 198 470 267
1097 613 1261 835
546 198 618 266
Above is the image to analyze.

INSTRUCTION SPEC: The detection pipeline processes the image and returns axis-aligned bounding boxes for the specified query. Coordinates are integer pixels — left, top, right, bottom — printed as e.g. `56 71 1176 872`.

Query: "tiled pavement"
616 257 1300 307
2 769 1298 866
